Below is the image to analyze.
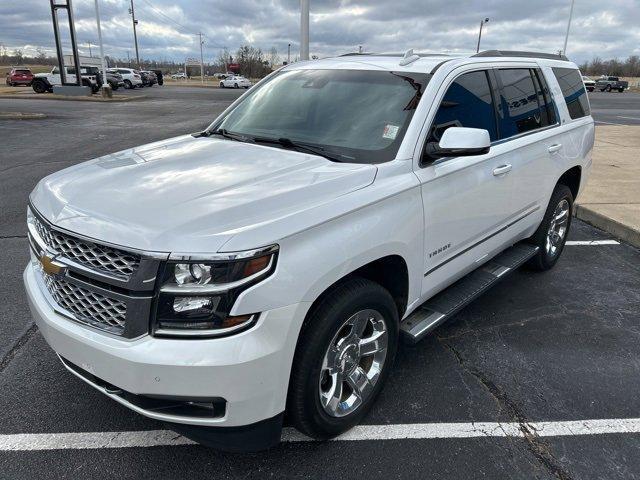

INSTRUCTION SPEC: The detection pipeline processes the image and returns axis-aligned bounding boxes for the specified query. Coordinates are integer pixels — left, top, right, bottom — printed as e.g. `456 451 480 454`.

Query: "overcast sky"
1 0 639 65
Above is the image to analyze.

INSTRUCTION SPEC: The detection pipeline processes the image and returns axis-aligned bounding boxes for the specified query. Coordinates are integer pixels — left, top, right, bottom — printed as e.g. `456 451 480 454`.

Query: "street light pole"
476 17 489 53
198 32 205 85
129 0 140 69
287 43 291 63
93 0 111 97
562 0 575 56
300 0 309 60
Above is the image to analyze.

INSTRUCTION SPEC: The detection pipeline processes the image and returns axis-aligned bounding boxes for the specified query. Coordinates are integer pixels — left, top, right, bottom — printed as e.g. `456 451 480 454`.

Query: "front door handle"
548 143 562 153
492 164 512 176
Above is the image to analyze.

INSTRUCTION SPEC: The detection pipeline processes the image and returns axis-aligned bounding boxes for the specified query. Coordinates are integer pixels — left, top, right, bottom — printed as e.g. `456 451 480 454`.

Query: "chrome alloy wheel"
546 198 570 257
319 309 388 417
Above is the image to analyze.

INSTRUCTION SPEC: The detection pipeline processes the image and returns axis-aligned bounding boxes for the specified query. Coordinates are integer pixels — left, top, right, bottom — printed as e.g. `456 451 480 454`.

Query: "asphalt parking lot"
1 86 640 479
589 90 640 125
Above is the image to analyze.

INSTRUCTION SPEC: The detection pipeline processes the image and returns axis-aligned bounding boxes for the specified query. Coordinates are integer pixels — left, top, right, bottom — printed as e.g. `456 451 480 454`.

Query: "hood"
31 135 377 253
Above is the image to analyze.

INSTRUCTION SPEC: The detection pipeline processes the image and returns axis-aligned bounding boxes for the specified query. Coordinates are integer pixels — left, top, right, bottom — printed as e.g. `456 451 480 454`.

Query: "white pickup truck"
24 50 593 451
31 65 99 94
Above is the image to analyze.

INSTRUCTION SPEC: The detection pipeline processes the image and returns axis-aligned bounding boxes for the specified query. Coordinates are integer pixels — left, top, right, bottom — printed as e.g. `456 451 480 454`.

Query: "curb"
575 204 640 248
0 94 148 103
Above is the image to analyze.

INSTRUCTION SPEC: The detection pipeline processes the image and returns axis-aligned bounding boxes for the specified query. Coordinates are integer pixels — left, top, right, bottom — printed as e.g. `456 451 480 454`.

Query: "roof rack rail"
473 50 568 61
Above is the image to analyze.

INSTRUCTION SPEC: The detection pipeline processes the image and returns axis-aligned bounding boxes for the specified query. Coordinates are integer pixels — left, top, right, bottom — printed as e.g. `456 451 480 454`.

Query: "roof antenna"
399 49 420 66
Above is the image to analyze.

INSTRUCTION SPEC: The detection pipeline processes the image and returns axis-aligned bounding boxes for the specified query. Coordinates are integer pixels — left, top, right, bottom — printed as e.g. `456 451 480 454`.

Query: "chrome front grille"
42 272 127 335
33 215 140 279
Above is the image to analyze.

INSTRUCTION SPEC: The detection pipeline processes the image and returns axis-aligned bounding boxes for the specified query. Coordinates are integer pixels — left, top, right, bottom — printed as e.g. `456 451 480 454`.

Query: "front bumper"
24 264 309 430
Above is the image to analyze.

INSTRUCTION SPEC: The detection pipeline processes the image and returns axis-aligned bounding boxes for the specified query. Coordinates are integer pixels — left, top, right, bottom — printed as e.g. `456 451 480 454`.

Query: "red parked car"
5 67 34 86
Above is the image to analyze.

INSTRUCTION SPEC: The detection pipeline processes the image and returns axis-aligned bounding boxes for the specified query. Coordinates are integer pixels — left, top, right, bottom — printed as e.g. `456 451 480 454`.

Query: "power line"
136 0 227 50
138 0 190 33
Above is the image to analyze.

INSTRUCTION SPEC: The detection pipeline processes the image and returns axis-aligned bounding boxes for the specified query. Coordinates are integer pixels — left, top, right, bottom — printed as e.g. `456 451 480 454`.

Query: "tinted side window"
552 67 590 120
496 69 541 138
531 68 557 126
429 70 498 142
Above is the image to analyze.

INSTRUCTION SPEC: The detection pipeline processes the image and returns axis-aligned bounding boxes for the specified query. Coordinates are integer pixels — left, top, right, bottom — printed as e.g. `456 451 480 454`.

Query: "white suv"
108 68 143 89
24 50 593 451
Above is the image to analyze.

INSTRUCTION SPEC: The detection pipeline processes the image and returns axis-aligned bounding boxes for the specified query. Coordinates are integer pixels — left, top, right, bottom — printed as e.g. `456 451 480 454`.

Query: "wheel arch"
302 254 410 329
557 165 582 201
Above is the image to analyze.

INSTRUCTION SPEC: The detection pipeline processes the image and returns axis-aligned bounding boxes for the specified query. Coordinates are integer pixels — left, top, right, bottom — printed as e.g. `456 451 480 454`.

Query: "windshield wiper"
252 136 344 162
193 128 247 142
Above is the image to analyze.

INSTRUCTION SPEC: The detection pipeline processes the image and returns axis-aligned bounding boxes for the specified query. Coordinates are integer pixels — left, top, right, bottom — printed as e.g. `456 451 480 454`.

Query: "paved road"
588 90 640 125
1 86 640 479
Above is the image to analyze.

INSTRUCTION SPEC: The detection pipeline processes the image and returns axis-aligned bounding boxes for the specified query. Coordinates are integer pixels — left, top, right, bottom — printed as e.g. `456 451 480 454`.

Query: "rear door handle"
548 144 562 153
492 164 512 176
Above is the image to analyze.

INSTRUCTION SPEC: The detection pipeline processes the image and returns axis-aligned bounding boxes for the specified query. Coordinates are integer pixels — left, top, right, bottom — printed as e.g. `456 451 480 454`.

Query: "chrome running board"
400 243 539 344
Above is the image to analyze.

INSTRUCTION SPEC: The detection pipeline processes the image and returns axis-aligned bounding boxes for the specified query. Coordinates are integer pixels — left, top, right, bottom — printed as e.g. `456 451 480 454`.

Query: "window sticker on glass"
383 124 399 140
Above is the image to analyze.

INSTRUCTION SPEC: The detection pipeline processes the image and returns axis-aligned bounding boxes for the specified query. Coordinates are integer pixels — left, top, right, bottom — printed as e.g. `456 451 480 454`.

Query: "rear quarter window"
552 68 590 120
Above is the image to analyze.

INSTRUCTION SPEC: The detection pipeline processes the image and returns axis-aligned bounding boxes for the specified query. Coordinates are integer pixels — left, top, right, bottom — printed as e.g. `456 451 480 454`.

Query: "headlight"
153 245 278 338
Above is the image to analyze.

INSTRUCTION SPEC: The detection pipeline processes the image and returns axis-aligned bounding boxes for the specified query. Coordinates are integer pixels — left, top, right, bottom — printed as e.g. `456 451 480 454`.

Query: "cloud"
1 0 638 64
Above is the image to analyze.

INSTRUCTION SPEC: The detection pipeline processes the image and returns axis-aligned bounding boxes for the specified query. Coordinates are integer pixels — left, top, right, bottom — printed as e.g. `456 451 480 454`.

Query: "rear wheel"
527 184 573 271
605 85 612 92
234 83 239 88
219 82 224 88
618 88 625 93
288 277 399 439
124 79 132 89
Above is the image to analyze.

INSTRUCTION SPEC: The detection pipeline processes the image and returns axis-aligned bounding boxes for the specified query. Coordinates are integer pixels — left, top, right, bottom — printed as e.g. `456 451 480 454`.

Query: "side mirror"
425 127 491 160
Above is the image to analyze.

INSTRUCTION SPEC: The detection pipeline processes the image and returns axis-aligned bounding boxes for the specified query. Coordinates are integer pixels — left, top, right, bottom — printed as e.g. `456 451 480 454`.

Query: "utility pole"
198 32 205 84
300 0 309 60
358 45 363 54
287 43 291 64
87 41 92 57
476 17 489 53
562 0 575 56
129 0 140 68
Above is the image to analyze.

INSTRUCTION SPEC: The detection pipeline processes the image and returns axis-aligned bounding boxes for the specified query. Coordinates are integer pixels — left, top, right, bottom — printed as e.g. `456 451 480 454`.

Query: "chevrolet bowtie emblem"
39 254 65 276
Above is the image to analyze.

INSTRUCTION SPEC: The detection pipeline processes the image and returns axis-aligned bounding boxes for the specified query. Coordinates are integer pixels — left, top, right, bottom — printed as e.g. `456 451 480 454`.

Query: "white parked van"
24 50 593 451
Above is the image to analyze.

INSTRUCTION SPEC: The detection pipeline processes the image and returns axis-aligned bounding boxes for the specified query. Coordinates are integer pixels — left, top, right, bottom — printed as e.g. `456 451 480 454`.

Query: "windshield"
215 69 430 163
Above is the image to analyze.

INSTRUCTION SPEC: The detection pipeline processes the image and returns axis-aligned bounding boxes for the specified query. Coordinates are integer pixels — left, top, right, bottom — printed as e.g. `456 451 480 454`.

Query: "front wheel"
32 80 48 94
618 88 625 93
219 82 224 88
124 79 132 89
527 184 573 271
287 277 398 439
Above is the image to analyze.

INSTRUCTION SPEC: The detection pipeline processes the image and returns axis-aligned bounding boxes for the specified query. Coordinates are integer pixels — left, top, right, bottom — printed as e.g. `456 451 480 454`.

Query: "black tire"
234 83 239 88
287 277 399 439
618 88 625 93
112 84 119 91
600 88 606 92
124 79 132 89
605 85 612 92
219 82 224 88
32 79 48 94
527 184 573 271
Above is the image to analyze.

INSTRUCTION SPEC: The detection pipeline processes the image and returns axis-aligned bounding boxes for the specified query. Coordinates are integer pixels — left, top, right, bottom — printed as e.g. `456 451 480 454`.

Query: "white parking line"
565 240 620 245
2 418 640 451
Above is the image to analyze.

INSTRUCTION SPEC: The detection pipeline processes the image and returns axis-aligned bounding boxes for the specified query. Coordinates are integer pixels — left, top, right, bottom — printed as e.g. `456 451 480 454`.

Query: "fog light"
173 296 217 314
